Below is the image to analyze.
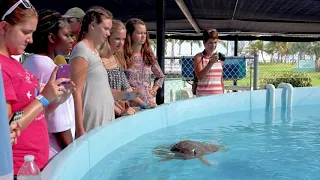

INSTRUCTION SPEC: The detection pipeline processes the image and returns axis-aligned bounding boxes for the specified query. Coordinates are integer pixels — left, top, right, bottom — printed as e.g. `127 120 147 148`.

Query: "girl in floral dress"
123 18 164 106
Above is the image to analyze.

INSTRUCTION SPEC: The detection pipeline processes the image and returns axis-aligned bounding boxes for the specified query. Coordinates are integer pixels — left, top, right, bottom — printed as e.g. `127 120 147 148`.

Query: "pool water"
82 105 320 180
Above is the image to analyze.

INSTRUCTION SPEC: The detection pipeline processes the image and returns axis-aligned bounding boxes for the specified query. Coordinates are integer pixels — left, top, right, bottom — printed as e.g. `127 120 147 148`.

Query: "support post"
253 52 259 90
156 0 166 105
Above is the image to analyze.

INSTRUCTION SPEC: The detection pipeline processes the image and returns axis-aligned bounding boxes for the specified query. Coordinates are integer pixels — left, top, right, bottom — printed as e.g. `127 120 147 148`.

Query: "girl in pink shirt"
0 0 75 175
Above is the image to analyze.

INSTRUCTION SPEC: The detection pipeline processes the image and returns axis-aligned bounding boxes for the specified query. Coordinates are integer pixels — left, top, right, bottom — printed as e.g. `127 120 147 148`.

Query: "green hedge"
262 73 312 87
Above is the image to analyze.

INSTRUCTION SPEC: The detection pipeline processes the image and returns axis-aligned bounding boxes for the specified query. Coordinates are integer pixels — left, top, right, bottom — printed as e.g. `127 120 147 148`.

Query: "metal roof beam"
175 0 201 33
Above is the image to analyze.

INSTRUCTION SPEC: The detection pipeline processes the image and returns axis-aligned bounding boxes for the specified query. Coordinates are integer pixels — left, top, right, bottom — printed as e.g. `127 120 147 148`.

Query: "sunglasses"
1 0 33 21
66 17 82 23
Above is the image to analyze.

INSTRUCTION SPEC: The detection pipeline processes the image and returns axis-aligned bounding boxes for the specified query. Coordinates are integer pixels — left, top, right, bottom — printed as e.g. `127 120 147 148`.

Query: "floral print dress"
124 56 164 105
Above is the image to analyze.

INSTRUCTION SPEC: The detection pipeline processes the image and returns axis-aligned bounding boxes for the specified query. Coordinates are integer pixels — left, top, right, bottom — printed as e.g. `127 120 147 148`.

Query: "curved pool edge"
41 87 320 180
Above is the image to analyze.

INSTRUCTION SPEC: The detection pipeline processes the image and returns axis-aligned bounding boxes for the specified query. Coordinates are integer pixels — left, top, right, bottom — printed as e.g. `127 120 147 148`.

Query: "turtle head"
180 148 199 158
171 144 199 158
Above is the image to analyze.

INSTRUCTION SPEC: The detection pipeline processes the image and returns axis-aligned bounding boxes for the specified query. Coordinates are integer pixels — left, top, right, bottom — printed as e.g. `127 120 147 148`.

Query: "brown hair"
99 19 126 67
123 18 156 68
77 9 113 42
86 6 109 14
203 28 219 43
0 0 37 25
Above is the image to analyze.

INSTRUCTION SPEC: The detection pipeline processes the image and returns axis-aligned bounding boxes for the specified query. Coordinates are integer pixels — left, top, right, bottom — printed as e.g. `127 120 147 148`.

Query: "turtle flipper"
218 145 229 152
199 156 212 166
158 156 173 162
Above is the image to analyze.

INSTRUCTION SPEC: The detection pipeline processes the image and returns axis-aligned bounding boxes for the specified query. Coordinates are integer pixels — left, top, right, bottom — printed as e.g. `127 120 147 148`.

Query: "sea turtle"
153 140 228 166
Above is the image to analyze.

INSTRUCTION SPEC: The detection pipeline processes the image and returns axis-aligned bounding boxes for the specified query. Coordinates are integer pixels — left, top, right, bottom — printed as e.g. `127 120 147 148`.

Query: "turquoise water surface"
82 105 320 180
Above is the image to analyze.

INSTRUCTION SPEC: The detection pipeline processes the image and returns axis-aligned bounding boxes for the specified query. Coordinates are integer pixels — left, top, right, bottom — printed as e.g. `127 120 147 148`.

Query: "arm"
70 57 87 138
221 76 225 92
114 101 125 117
6 100 44 131
46 97 75 149
111 89 140 101
44 82 76 116
194 53 219 81
4 67 68 131
120 72 150 107
110 70 141 101
53 130 73 149
151 61 164 94
44 102 63 116
127 87 155 108
221 61 225 92
10 121 21 145
111 89 129 100
121 72 145 106
115 100 135 116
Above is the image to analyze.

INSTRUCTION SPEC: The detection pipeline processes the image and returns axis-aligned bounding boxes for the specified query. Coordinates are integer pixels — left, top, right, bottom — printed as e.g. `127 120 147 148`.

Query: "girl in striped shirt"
194 29 224 96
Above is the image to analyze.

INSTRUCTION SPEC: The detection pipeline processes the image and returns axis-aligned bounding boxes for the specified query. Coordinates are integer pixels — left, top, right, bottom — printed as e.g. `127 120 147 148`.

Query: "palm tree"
247 40 265 62
246 41 259 56
264 42 277 62
290 42 311 61
276 42 291 63
237 41 246 55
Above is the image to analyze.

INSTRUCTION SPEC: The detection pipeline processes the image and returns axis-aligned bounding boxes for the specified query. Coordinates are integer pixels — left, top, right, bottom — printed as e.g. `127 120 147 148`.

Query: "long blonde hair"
98 19 127 68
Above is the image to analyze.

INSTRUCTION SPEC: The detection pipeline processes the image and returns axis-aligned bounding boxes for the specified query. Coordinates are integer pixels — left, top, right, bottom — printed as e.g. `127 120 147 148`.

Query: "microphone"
54 55 67 65
202 50 226 61
218 52 226 61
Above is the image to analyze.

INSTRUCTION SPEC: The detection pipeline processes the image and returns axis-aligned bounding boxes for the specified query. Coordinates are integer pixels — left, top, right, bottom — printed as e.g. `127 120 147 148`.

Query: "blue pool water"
82 105 320 180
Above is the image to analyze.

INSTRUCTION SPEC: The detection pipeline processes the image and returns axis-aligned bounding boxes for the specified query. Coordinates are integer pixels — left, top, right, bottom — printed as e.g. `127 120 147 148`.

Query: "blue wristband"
126 92 131 100
140 102 147 109
36 95 50 108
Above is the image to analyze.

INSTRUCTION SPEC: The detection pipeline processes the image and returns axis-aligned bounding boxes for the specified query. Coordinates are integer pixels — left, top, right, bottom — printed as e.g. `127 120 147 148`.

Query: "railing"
160 54 259 103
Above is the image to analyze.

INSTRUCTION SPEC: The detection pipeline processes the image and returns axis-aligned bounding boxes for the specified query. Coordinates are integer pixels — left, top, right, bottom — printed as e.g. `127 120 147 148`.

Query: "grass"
224 63 320 87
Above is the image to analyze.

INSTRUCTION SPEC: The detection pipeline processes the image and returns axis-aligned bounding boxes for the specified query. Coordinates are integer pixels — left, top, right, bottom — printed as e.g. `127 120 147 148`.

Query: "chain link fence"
151 40 320 103
155 40 255 103
237 41 320 88
18 39 320 104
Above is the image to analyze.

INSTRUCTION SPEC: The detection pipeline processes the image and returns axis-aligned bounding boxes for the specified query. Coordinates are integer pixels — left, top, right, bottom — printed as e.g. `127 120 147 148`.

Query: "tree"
290 42 311 61
237 41 246 55
309 42 320 71
276 42 291 63
246 41 260 59
264 42 277 62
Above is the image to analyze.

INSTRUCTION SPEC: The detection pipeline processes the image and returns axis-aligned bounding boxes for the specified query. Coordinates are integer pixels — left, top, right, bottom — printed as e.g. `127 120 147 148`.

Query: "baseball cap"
62 7 85 19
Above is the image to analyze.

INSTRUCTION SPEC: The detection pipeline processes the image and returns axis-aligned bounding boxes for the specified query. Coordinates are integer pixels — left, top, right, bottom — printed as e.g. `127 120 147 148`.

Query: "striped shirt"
196 53 224 96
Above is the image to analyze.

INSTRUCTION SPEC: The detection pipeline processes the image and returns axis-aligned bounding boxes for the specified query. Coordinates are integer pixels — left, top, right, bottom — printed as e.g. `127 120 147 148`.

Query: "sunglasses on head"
66 17 81 23
1 0 32 21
